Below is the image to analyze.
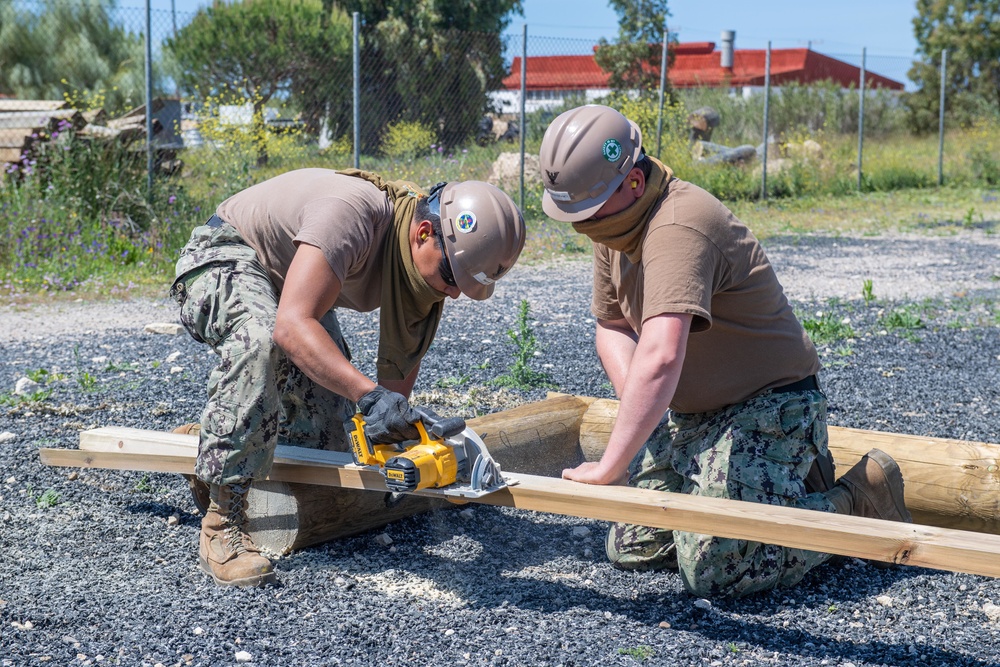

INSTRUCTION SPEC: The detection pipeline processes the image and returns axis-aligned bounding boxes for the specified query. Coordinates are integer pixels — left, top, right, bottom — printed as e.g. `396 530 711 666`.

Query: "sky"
137 0 921 59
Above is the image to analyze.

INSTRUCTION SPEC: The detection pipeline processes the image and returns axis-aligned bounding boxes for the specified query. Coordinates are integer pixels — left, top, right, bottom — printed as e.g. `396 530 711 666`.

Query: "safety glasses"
426 182 457 288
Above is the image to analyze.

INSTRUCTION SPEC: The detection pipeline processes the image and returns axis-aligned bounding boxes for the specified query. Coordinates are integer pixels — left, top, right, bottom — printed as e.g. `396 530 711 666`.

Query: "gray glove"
357 386 421 444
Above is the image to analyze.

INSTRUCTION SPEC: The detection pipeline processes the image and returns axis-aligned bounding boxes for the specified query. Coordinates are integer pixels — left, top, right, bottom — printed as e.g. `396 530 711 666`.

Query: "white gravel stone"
144 322 184 335
14 377 39 395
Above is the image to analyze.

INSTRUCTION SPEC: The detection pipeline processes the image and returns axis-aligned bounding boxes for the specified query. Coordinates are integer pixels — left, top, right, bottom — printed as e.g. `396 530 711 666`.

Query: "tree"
595 0 672 94
331 0 523 153
167 0 352 164
0 0 150 113
906 0 1000 132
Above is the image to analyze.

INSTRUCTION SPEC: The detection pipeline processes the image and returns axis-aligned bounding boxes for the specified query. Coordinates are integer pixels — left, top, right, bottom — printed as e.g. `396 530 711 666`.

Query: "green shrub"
683 161 760 200
801 310 856 345
492 299 553 390
866 166 933 192
380 120 436 159
966 120 1000 186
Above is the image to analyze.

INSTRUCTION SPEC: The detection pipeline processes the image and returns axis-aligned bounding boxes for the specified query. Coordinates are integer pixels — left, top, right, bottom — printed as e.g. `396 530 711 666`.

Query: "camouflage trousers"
606 388 836 598
170 221 354 487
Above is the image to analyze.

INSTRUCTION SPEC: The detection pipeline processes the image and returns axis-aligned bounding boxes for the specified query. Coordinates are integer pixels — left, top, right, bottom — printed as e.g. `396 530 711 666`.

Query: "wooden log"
826 426 1000 534
243 483 445 555
72 394 593 554
575 398 1000 534
40 442 1000 578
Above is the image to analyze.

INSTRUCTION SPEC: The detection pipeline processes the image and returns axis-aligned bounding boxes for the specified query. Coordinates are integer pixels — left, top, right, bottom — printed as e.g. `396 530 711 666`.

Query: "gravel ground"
1 230 999 667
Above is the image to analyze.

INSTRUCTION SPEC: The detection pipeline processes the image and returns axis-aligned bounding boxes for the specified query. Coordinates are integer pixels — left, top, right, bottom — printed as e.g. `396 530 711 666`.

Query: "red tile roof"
502 43 903 91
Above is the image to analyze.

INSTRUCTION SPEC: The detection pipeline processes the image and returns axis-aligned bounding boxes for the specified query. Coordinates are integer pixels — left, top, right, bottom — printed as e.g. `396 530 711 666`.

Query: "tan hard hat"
538 104 643 222
431 181 526 300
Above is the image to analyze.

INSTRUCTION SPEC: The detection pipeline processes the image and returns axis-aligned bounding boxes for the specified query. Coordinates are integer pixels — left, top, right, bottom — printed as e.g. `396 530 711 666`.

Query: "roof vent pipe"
720 29 735 70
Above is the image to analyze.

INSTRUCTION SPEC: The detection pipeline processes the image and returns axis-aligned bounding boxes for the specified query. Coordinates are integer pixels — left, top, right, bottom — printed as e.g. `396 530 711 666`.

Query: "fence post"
655 25 668 158
144 0 153 201
938 49 947 186
170 0 180 98
352 12 360 169
857 47 866 192
761 41 771 201
519 23 527 211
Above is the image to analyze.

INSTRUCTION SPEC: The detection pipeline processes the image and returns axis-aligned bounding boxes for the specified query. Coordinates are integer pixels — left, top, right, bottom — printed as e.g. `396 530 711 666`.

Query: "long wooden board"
41 429 1000 579
577 397 1000 534
68 394 593 554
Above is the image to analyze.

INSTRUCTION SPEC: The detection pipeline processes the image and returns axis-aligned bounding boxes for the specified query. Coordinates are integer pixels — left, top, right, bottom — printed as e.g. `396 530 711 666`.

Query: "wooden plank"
0 100 66 112
0 147 25 163
0 109 80 130
72 394 593 554
0 128 31 150
40 435 1000 579
576 397 1000 534
80 393 592 478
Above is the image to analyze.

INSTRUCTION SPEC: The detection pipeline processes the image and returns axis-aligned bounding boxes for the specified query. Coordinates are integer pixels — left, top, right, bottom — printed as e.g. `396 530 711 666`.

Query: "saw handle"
414 406 466 439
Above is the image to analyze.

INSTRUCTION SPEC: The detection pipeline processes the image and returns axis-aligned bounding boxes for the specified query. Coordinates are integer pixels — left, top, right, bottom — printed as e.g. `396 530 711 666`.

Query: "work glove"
357 386 421 444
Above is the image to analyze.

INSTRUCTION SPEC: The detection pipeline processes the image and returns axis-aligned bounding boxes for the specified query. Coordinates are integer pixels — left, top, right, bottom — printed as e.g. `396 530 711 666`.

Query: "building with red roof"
491 40 904 115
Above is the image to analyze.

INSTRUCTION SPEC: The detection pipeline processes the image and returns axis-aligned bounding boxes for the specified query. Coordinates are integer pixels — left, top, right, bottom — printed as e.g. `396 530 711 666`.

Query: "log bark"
74 394 593 554
575 398 1000 534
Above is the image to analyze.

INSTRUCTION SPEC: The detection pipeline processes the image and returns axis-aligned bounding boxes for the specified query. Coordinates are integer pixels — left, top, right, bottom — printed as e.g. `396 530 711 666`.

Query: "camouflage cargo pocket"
175 262 253 347
205 400 239 439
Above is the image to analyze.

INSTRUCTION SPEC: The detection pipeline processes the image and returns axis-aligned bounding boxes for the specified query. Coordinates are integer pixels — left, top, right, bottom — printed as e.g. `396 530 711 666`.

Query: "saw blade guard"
414 407 507 498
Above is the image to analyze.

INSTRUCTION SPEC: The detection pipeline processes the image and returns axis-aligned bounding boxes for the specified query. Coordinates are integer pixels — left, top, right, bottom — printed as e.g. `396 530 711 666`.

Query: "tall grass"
2 82 999 298
0 124 184 294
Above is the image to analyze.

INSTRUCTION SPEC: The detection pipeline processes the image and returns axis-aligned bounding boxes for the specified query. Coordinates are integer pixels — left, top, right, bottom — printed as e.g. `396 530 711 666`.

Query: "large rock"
784 139 824 162
692 141 758 166
488 152 539 191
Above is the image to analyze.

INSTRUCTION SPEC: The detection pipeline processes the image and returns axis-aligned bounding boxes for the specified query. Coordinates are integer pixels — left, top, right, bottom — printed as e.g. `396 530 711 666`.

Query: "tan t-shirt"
216 168 393 311
591 179 820 414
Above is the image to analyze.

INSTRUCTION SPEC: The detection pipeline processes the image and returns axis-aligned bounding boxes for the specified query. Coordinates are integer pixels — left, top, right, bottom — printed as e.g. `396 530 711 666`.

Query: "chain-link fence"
2 0 997 210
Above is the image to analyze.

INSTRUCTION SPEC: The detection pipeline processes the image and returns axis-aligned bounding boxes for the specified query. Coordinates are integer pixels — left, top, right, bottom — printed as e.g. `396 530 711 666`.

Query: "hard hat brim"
455 272 494 301
541 170 628 223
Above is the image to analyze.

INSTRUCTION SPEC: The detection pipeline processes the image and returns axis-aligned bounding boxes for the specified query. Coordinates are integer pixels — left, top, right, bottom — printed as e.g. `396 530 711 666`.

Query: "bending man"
539 105 910 598
171 169 525 587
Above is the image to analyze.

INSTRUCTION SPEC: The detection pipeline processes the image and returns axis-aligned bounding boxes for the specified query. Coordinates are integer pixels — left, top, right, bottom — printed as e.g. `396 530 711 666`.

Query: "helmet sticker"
547 190 572 202
456 210 477 233
603 138 622 162
472 271 495 286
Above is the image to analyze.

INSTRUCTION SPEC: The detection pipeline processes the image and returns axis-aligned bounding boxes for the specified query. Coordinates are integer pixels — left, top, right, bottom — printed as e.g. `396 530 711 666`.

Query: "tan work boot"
172 423 201 436
825 448 912 523
199 482 276 587
172 424 210 514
